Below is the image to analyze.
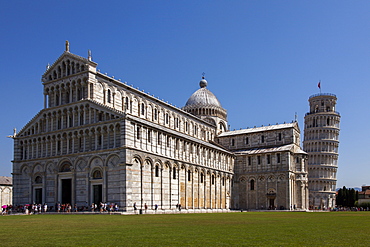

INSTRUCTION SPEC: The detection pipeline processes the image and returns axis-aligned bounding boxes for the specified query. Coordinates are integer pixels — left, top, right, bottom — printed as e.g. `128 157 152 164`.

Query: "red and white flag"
318 82 321 89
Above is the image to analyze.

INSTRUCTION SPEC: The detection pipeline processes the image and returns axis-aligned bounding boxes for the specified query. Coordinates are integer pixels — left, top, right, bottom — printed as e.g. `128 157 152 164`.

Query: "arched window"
141 103 145 115
188 170 191 181
66 91 70 104
157 133 162 145
155 165 159 177
125 97 129 110
167 136 171 147
60 163 71 172
173 167 176 179
136 126 141 139
165 113 169 124
92 170 102 179
148 130 152 143
250 180 255 190
200 173 204 183
77 88 81 100
212 174 215 185
35 176 42 184
107 89 111 103
55 94 59 106
154 108 158 120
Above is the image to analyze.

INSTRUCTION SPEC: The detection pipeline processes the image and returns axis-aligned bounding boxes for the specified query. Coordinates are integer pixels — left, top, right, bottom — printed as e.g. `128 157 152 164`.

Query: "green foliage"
1 212 370 246
336 186 358 207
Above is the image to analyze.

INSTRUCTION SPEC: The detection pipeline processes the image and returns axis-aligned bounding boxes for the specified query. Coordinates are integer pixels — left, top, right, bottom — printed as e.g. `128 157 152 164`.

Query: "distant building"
303 93 340 209
217 123 308 210
358 186 370 205
11 42 308 211
0 176 12 206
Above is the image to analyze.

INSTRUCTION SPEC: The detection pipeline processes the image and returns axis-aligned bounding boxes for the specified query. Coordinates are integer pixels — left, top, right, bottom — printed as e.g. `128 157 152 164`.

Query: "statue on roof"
65 40 70 52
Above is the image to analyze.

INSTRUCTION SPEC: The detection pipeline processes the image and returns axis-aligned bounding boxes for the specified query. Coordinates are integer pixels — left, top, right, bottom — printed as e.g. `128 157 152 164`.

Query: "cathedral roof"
185 78 223 108
233 144 307 155
218 122 299 137
0 176 12 186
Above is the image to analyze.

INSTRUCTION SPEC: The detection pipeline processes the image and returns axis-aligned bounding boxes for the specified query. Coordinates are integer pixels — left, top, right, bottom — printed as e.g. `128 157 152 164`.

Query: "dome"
183 77 227 121
185 78 222 108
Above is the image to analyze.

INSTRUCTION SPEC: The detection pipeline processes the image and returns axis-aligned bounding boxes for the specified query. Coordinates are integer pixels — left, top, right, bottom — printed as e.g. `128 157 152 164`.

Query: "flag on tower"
318 82 321 89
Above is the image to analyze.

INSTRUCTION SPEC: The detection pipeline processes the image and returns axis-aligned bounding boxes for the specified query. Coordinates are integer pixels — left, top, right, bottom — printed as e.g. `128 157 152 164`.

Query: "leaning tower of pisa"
303 93 340 209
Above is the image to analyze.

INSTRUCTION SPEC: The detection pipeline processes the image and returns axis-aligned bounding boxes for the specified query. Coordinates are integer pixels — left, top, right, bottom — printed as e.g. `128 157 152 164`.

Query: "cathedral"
11 42 314 212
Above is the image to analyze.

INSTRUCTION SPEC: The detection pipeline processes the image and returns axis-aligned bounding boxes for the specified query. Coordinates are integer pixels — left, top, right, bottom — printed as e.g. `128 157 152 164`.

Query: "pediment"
17 109 45 138
42 51 97 83
292 121 300 133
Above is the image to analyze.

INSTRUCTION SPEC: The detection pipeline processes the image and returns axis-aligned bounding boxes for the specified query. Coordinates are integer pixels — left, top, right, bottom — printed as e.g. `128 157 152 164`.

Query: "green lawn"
0 211 369 246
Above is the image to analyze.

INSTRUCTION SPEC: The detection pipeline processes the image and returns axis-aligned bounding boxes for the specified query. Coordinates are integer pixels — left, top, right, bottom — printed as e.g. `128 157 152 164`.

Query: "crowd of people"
2 205 13 215
2 202 120 215
91 202 119 213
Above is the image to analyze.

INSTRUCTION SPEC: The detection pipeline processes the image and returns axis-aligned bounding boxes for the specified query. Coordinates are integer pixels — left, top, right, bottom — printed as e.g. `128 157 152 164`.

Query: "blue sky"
1 1 369 188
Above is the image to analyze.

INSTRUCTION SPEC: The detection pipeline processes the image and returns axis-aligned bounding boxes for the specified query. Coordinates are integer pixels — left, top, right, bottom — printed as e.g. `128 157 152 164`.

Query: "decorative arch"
144 158 153 168
106 154 120 168
132 155 143 167
239 176 247 183
89 156 104 169
32 163 44 174
60 163 71 172
91 168 103 179
59 160 73 172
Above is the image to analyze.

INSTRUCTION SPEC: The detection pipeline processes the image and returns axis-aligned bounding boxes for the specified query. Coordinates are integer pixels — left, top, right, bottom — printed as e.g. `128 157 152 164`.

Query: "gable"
42 51 97 83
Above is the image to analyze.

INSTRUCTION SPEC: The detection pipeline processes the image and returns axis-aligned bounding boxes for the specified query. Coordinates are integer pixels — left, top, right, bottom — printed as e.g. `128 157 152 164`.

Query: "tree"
336 186 357 207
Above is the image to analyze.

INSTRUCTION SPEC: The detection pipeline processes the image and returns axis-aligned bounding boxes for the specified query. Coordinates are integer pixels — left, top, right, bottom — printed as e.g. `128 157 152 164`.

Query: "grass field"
0 211 369 246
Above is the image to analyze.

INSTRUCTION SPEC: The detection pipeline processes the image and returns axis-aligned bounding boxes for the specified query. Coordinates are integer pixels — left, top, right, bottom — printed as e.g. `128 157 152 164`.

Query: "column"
44 93 47 108
87 82 90 99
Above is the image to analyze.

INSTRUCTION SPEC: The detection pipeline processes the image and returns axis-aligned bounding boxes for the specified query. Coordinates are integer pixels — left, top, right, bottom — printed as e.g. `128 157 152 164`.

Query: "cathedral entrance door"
269 198 275 209
61 179 72 204
93 185 102 205
35 188 42 204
